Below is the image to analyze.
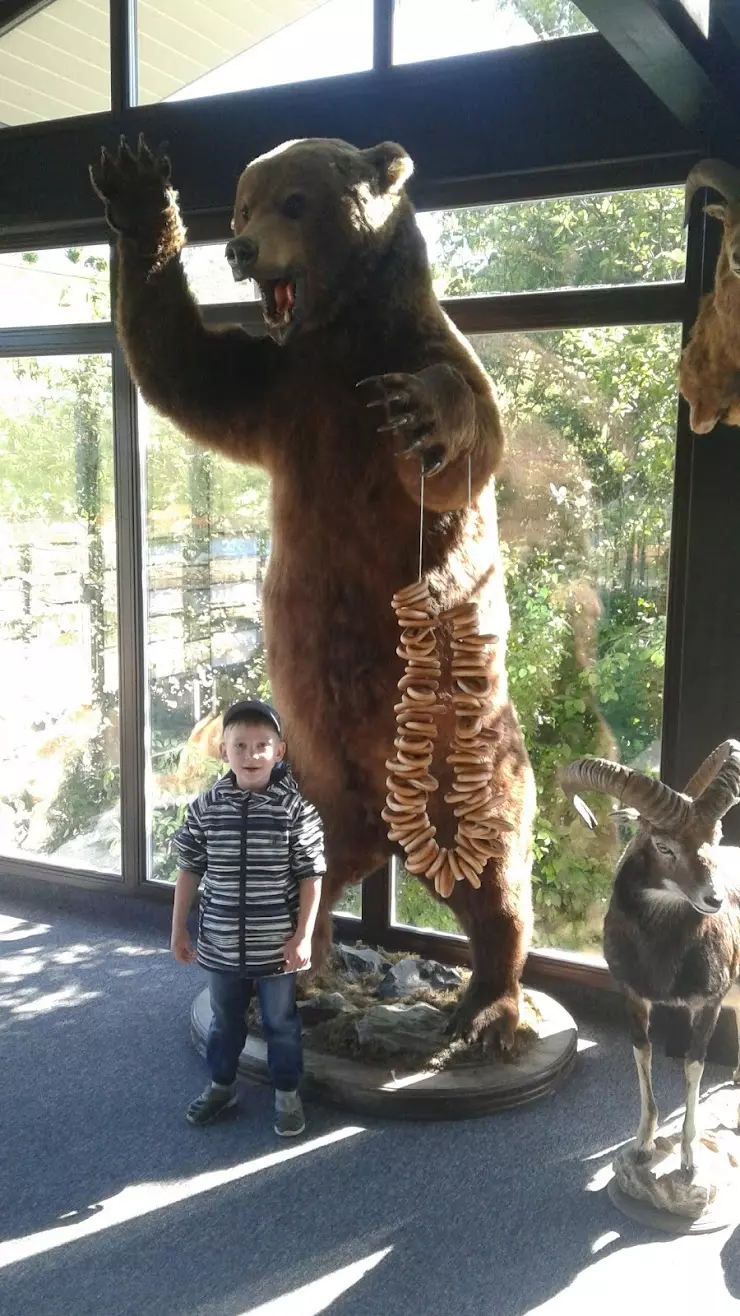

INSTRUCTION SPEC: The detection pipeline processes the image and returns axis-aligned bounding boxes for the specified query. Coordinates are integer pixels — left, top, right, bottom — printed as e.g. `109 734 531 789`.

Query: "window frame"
0 0 734 1001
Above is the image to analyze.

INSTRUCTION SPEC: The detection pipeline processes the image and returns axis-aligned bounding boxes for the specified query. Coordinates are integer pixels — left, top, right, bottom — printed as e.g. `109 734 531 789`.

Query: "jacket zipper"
239 793 249 974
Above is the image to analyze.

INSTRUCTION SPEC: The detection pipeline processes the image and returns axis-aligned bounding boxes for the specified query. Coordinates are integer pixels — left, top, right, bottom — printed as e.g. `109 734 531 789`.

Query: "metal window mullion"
112 338 148 889
360 860 392 944
0 323 114 356
373 0 394 70
110 0 138 115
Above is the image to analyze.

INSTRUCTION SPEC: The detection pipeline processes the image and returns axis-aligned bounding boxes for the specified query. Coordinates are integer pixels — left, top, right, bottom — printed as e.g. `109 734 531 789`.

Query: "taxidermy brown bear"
91 134 535 1044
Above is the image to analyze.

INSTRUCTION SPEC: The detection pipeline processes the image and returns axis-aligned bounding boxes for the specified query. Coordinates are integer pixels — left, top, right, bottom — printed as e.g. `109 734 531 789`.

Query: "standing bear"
91 134 535 1044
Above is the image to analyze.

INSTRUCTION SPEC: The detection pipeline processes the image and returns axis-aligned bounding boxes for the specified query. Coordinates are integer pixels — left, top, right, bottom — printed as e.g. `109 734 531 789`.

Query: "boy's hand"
171 930 196 965
284 934 312 972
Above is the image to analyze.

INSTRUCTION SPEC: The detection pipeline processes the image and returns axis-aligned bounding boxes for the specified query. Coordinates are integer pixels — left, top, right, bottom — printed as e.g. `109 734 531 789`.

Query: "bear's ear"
361 141 414 195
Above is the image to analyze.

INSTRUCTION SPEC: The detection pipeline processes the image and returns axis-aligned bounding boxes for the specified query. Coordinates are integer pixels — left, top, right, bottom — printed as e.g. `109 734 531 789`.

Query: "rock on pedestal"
608 1088 740 1233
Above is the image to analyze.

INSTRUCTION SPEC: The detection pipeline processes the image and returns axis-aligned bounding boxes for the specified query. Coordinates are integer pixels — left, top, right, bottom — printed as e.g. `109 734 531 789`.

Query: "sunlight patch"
113 945 168 957
591 1230 620 1253
237 1247 393 1315
0 1125 366 1269
12 985 100 1015
0 916 50 941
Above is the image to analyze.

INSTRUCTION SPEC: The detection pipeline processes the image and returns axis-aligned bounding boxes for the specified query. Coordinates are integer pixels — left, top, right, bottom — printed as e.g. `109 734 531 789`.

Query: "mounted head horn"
684 159 740 225
688 740 740 826
561 757 693 833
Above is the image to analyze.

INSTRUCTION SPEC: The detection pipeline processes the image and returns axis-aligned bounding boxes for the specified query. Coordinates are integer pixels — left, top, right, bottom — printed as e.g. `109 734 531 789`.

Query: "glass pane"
0 247 111 328
393 861 461 934
334 885 361 918
417 187 686 297
393 0 592 65
482 324 679 951
391 324 680 948
0 354 120 872
143 405 272 883
0 0 110 128
182 243 260 306
137 0 373 106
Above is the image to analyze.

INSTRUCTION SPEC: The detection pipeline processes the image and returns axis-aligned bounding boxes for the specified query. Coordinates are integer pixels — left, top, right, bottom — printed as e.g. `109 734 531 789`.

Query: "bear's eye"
240 204 250 223
281 193 307 220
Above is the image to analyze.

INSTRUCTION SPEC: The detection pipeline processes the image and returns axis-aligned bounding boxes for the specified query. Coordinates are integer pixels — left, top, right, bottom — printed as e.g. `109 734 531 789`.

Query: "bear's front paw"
89 134 174 239
357 372 446 475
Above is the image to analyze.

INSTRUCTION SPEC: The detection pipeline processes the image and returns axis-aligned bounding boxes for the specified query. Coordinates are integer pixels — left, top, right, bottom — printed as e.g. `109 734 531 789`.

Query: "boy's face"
221 721 285 792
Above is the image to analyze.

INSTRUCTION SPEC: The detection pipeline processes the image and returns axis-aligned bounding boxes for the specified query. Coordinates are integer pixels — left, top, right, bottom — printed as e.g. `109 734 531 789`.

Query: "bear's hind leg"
443 867 531 1050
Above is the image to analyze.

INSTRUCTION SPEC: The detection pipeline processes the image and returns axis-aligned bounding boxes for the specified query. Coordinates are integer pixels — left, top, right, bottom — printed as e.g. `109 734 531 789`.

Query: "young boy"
170 698 325 1136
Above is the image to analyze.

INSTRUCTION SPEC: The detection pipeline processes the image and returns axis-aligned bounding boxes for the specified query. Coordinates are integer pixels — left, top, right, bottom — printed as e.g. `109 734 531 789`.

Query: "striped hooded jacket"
172 764 326 977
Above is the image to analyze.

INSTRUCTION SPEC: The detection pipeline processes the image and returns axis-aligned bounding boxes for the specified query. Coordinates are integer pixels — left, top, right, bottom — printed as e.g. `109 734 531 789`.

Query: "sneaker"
274 1092 305 1138
186 1083 238 1126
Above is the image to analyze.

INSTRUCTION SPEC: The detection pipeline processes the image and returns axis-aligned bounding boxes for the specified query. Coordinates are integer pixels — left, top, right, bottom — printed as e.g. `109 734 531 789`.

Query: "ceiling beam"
575 0 721 128
0 35 702 241
714 0 740 52
0 0 52 39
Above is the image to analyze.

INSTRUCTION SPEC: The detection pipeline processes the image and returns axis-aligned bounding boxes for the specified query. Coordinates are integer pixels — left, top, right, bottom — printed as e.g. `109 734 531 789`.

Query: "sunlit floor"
2 879 740 1316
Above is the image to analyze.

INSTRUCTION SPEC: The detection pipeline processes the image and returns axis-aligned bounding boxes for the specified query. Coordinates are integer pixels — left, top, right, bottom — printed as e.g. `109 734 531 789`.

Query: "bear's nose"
225 236 258 278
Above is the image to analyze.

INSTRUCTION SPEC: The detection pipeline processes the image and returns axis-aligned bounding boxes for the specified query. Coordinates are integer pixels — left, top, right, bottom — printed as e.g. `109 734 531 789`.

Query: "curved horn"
692 741 740 824
561 757 692 832
683 739 740 799
684 159 740 224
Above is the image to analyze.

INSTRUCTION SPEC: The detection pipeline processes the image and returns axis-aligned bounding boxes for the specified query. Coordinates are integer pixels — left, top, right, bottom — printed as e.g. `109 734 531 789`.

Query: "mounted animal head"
561 740 740 914
685 159 740 275
224 136 417 342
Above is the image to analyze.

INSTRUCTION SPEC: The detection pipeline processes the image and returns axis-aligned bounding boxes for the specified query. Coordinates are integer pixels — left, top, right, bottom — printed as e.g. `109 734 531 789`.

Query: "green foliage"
423 185 685 948
434 188 684 297
394 868 460 934
150 801 189 884
508 0 592 38
44 738 120 854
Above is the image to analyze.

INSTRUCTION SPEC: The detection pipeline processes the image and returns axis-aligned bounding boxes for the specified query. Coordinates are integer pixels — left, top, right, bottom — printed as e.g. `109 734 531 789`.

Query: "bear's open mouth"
257 277 302 338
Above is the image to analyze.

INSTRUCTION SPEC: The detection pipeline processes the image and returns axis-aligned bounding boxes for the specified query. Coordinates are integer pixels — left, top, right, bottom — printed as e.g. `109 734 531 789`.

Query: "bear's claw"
357 371 444 468
89 133 173 236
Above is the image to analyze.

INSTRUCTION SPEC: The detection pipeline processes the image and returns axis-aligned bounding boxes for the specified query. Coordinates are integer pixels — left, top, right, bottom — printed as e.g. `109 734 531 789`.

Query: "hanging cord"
419 451 473 581
418 460 425 582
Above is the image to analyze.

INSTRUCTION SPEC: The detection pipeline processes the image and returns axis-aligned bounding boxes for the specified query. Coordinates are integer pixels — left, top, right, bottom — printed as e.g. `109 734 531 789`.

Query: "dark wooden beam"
0 34 700 240
0 0 51 38
372 0 394 72
575 0 719 128
110 0 137 116
714 0 740 52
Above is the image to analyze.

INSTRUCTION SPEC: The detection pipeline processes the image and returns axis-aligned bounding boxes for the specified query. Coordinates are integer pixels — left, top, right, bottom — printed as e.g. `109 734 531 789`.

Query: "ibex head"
685 159 740 276
561 741 740 914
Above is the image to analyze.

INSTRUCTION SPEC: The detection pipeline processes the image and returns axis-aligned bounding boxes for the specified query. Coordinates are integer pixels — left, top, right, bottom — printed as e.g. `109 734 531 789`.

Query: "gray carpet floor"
1 877 740 1316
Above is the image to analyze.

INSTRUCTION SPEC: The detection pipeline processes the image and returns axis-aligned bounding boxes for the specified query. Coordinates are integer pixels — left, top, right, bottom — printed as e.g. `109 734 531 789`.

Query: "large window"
393 0 592 66
0 352 119 872
137 0 374 106
0 247 111 327
392 320 680 948
417 187 686 297
0 0 110 129
391 183 684 948
143 404 270 883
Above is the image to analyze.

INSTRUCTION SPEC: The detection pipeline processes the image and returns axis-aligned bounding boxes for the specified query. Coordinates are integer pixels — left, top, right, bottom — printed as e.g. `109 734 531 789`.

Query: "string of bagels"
382 458 512 899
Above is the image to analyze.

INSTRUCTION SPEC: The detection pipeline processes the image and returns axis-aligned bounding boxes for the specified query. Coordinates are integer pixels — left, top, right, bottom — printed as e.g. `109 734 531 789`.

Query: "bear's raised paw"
90 133 173 238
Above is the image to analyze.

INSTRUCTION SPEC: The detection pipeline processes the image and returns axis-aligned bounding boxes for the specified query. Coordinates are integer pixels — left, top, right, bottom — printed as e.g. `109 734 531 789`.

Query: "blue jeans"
206 970 303 1091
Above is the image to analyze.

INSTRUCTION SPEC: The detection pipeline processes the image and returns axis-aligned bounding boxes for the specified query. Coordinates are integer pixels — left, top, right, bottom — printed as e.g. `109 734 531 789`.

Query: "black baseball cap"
222 699 283 738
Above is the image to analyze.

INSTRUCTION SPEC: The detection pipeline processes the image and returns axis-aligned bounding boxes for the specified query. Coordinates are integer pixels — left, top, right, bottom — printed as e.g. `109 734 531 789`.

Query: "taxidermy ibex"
562 741 740 1174
679 159 740 434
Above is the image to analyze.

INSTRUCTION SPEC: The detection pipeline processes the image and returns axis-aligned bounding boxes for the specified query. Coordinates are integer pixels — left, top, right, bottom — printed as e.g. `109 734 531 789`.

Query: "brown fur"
679 202 740 434
90 135 535 1041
